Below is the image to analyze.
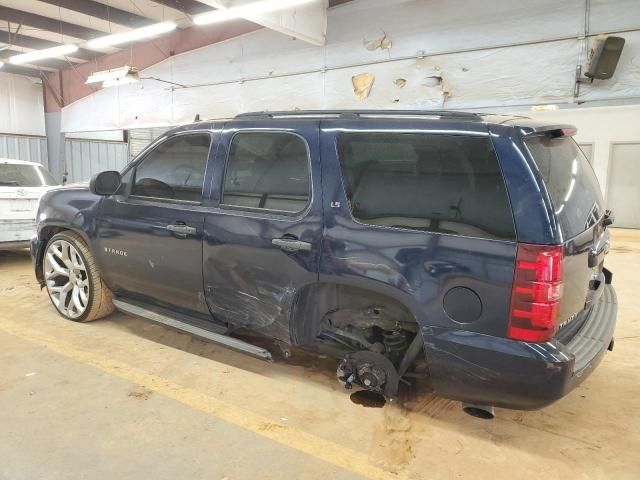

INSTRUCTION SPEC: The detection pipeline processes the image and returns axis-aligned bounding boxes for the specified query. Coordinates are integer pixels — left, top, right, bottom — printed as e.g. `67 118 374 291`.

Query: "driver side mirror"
90 171 122 196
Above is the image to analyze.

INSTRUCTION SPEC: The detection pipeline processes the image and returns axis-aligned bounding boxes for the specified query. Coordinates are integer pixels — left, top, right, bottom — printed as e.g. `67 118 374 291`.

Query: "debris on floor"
128 388 152 400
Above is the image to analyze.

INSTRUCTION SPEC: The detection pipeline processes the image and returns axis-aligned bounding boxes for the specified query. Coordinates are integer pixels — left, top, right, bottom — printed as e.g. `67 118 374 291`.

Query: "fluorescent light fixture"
87 22 176 49
0 62 4 69
9 44 78 64
193 0 318 25
86 65 140 88
531 104 559 112
86 65 137 85
102 74 140 88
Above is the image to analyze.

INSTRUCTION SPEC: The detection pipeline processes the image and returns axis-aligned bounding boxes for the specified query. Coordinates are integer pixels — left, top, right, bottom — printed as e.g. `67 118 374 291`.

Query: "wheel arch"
34 225 92 286
289 280 422 345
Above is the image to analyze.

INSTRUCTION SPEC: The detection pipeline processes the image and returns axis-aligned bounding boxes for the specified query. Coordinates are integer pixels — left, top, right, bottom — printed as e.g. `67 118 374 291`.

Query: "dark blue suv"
31 111 617 415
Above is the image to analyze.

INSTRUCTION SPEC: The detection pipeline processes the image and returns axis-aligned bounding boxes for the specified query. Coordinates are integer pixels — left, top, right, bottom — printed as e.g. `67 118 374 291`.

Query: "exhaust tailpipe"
462 403 495 419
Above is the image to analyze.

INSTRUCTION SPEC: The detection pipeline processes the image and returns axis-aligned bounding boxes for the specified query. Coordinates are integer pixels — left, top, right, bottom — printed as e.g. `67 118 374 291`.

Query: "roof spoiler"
522 124 577 137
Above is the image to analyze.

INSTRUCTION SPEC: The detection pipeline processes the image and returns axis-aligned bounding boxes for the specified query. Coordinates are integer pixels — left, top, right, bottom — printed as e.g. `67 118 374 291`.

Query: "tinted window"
222 132 310 214
131 134 211 202
337 133 515 240
525 136 604 239
0 163 57 187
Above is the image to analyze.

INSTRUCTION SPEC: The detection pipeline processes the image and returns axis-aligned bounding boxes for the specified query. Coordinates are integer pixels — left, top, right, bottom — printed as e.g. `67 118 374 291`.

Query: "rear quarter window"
524 135 605 240
337 133 515 241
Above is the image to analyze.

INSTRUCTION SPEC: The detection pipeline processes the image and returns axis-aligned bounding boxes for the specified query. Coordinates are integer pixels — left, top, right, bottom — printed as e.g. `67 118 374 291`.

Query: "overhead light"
102 74 140 88
86 65 137 84
86 65 139 88
193 0 318 25
531 104 559 112
0 62 4 69
9 44 78 64
87 22 176 49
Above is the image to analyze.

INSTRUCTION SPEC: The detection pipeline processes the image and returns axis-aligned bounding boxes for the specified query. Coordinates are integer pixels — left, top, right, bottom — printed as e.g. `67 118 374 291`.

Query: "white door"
579 143 594 164
607 143 640 229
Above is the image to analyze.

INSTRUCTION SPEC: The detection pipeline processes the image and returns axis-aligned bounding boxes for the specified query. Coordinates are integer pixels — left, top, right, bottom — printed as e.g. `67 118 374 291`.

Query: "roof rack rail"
234 110 483 120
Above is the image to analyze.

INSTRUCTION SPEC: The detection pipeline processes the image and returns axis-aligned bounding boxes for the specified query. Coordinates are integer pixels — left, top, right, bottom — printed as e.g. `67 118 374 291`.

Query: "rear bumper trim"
565 284 617 373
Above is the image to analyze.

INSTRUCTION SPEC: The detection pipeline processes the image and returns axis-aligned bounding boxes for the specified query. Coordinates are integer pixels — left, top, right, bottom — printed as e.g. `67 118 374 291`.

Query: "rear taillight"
508 243 564 342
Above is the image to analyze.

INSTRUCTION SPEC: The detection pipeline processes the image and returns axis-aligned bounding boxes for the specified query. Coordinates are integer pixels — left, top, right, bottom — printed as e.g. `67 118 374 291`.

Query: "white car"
0 158 58 250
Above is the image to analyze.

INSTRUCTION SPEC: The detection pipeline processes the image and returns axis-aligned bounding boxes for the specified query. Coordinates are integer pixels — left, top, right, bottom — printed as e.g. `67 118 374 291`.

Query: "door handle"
166 223 197 238
272 238 312 253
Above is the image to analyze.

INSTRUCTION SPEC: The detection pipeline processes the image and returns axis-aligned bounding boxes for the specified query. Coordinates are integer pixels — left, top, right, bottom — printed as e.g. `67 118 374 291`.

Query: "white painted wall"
0 72 45 136
61 0 640 132
65 130 125 142
524 105 640 198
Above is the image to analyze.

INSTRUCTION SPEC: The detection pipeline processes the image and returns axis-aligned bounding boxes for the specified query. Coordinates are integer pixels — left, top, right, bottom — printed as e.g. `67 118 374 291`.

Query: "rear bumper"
0 240 30 250
0 219 35 245
424 284 617 410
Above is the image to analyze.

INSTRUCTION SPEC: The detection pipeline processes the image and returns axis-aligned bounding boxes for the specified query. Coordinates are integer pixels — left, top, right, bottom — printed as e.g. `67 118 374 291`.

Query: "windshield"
524 135 604 240
0 163 58 187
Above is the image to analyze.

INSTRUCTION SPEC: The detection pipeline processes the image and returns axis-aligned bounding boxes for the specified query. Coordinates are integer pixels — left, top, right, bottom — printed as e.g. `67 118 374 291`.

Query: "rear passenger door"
202 120 322 341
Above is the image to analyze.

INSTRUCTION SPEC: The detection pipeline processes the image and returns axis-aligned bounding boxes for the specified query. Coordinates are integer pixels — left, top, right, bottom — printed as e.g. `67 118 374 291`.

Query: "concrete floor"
1 229 639 480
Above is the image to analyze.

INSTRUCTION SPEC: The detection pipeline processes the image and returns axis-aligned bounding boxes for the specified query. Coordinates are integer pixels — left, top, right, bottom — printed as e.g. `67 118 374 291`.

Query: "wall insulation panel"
61 0 640 132
0 73 46 136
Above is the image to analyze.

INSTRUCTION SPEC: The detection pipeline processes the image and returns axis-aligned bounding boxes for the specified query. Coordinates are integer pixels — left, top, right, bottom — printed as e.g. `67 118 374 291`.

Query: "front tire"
43 231 115 322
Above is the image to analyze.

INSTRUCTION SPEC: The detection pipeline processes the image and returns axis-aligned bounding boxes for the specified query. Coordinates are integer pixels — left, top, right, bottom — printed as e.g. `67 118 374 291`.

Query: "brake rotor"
337 351 400 398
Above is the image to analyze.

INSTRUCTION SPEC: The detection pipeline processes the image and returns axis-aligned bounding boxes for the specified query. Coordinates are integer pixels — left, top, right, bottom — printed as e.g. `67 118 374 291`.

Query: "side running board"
112 299 273 361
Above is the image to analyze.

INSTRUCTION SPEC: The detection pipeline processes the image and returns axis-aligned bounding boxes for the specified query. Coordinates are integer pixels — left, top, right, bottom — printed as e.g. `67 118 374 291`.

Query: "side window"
131 133 211 202
222 132 310 214
337 133 516 241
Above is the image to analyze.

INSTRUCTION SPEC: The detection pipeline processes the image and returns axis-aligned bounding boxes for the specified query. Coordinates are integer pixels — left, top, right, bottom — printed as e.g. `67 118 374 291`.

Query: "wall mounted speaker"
585 35 625 80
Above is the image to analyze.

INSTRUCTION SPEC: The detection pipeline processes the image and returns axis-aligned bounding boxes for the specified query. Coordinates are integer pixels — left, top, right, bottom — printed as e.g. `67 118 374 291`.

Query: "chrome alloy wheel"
44 240 90 319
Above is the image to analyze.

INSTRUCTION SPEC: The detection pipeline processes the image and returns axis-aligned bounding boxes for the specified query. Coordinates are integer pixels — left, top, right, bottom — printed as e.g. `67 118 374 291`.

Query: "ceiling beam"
0 6 106 41
0 63 42 77
149 0 213 15
0 31 96 61
38 0 155 29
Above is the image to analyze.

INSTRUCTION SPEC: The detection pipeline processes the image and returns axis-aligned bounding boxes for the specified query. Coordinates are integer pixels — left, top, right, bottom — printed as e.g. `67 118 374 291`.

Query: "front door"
95 131 215 315
202 120 322 342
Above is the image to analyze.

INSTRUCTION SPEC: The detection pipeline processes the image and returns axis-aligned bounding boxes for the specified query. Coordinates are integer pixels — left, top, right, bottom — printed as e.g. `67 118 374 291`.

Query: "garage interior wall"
525 104 640 198
0 72 48 166
0 134 48 167
0 72 130 181
61 0 640 132
64 139 129 184
0 73 45 137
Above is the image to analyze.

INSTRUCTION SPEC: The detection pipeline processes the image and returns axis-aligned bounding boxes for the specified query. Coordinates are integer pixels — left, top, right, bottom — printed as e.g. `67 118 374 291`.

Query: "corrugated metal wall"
128 127 170 158
64 139 129 183
0 134 48 167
